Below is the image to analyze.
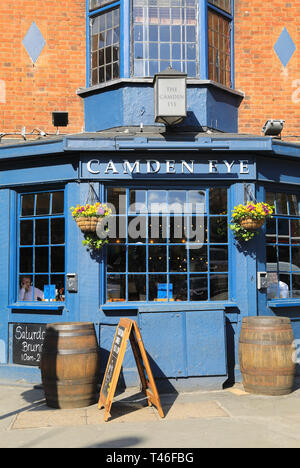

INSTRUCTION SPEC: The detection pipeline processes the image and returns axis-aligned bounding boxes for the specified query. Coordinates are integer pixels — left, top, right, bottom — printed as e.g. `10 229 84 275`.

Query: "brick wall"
0 0 86 137
235 0 300 140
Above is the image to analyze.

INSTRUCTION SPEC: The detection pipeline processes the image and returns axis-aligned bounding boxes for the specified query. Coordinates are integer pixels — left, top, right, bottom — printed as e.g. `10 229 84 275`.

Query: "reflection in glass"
291 247 300 270
278 246 290 265
106 187 126 214
128 246 146 272
128 275 146 301
168 191 186 213
288 194 299 215
210 217 228 243
276 193 288 215
148 191 167 212
129 190 147 213
36 193 50 215
149 216 167 243
278 219 289 242
266 191 275 207
107 245 126 272
149 246 167 272
107 216 126 243
20 220 33 245
189 245 208 272
107 274 126 301
189 216 207 244
291 219 300 243
35 219 49 245
128 216 147 243
292 274 300 298
210 246 228 272
210 274 228 301
189 191 206 214
169 245 187 272
266 218 276 243
21 194 35 216
170 275 187 301
209 188 227 214
190 275 208 301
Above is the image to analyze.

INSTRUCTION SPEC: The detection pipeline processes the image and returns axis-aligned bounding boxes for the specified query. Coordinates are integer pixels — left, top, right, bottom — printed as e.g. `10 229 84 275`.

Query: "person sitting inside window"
267 273 289 299
19 276 44 301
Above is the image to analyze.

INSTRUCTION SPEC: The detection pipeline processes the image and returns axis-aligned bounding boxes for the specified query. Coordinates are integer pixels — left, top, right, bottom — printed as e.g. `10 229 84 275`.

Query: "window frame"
13 188 66 307
86 0 235 89
265 188 300 301
103 183 232 305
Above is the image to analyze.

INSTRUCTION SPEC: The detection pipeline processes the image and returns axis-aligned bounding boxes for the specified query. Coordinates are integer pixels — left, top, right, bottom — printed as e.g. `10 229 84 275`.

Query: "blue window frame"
266 190 300 300
17 190 66 303
105 185 230 303
88 1 121 86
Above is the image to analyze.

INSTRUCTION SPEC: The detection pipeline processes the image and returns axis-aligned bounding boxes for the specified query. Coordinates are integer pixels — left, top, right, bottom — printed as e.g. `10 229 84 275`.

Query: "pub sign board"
12 323 47 366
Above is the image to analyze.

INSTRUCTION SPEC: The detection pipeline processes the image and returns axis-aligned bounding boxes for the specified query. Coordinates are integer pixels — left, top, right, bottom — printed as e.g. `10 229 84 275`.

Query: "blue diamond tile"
22 22 46 63
274 27 296 67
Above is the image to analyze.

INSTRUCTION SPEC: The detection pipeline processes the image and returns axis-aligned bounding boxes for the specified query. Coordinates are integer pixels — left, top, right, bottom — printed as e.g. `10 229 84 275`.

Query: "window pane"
51 246 64 273
189 216 207 243
208 9 231 87
128 246 146 272
288 194 299 215
189 245 208 272
149 275 167 301
209 188 227 214
20 220 33 245
52 191 64 214
107 245 126 272
51 218 65 245
209 0 231 14
129 190 147 213
107 187 126 214
210 217 228 243
292 274 300 298
35 219 49 245
291 220 300 244
149 215 167 243
210 246 228 272
276 193 288 215
278 219 289 242
133 0 198 77
128 216 147 243
291 247 300 270
35 247 49 273
170 274 187 301
107 275 126 302
210 274 228 301
36 193 50 216
35 275 49 299
50 275 65 301
21 194 35 216
169 245 187 272
20 248 33 273
190 275 208 301
128 275 146 301
149 246 167 272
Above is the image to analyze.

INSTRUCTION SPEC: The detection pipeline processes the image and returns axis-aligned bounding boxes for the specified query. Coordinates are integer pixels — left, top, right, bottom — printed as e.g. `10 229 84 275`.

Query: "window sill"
101 301 237 313
268 299 300 308
8 302 65 310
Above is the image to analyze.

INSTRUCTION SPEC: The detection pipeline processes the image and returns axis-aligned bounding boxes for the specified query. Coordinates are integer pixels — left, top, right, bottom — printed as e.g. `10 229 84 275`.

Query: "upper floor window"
90 3 120 86
88 0 233 88
208 1 232 87
133 0 198 78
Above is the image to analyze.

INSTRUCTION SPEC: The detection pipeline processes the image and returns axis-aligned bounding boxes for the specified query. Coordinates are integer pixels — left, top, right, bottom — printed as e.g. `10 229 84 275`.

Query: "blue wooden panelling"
0 189 10 365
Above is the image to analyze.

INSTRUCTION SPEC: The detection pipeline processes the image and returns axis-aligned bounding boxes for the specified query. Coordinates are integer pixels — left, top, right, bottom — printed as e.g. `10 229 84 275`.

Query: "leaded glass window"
133 0 199 77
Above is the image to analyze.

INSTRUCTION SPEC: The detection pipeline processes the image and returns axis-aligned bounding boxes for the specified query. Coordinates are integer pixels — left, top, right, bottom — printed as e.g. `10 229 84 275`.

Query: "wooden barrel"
41 322 100 409
239 316 296 396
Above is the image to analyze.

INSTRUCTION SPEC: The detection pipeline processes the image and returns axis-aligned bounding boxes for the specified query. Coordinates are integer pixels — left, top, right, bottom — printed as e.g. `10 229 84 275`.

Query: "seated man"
19 276 44 301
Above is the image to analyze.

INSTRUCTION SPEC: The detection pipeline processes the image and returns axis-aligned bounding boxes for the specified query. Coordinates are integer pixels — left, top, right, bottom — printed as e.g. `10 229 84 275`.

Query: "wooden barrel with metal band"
239 316 296 396
41 322 100 408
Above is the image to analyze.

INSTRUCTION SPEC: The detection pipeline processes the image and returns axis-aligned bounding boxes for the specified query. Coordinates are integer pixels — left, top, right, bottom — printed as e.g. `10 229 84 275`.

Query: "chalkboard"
13 323 47 367
101 325 126 399
98 318 164 422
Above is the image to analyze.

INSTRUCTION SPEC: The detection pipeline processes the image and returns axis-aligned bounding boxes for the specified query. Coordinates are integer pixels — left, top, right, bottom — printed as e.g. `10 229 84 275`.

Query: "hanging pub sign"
98 318 164 422
154 67 187 126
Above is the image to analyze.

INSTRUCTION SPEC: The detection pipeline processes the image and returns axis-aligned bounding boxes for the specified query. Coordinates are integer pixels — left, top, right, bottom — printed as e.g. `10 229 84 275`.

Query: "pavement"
1 379 300 448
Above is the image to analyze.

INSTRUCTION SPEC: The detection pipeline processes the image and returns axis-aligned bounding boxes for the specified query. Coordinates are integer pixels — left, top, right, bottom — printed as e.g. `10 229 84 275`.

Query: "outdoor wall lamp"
262 119 285 137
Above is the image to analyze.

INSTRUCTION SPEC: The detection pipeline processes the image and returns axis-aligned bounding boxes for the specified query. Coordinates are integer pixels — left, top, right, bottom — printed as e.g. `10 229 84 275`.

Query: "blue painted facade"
0 134 300 389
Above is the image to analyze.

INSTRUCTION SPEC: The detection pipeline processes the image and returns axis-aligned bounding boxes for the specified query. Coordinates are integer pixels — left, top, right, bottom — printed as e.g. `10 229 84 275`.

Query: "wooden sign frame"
98 318 164 422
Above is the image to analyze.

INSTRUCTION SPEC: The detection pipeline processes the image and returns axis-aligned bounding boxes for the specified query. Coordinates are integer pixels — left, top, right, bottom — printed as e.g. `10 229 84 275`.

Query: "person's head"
20 276 32 290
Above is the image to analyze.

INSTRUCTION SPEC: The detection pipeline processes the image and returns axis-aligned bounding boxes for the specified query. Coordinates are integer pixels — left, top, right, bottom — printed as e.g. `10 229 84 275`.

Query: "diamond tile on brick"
274 27 296 67
22 22 46 63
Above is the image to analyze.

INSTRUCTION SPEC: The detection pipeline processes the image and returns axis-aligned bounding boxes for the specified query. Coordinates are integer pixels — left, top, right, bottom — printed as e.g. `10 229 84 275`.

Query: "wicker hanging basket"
239 217 265 230
76 216 99 233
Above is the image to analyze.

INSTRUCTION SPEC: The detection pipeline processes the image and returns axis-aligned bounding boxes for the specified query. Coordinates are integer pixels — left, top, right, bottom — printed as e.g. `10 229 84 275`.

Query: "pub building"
0 0 300 390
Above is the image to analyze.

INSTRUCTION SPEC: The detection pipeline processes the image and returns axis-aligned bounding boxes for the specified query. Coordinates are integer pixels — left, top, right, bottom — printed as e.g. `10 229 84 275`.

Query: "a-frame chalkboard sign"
98 318 164 422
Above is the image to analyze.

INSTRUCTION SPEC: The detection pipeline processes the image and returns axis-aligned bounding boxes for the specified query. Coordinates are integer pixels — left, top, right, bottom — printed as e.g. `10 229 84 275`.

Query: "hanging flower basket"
230 202 274 241
70 202 112 248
